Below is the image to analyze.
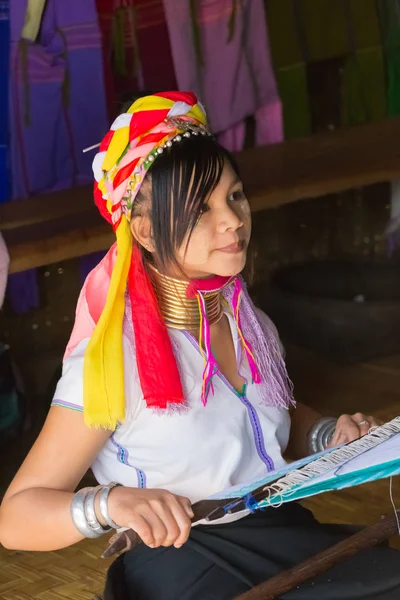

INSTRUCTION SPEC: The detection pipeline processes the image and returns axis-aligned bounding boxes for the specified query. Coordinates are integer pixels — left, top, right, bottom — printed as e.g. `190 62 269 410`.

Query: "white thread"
260 418 400 503
389 476 400 535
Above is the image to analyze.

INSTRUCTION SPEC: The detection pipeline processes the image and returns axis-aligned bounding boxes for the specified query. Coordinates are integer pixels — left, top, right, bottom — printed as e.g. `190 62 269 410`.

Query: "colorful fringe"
232 278 261 385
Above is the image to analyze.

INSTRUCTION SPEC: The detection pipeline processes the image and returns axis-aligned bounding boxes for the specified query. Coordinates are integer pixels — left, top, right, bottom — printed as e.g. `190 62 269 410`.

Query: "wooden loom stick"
101 498 232 558
234 511 400 600
101 479 283 558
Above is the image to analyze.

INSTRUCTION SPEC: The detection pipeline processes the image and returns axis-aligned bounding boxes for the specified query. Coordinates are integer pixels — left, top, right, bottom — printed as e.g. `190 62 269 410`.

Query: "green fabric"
349 0 381 50
268 0 382 65
267 0 386 137
300 0 349 62
377 1 400 116
340 0 386 126
341 48 386 126
266 0 302 68
385 52 400 116
267 0 311 138
377 0 400 52
276 65 311 139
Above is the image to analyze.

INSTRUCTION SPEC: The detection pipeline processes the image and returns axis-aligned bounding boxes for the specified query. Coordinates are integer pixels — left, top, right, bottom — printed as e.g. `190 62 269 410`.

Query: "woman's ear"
130 214 155 252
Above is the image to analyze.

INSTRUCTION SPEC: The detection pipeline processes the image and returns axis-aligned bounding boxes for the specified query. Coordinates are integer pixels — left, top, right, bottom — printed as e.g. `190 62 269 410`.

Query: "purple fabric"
0 1 10 204
8 0 108 313
10 0 108 198
218 121 246 153
163 0 283 150
6 269 39 313
222 278 294 410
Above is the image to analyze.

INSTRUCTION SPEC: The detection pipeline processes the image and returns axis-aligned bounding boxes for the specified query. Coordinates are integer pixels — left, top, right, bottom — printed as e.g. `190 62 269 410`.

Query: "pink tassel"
232 279 262 384
197 293 219 406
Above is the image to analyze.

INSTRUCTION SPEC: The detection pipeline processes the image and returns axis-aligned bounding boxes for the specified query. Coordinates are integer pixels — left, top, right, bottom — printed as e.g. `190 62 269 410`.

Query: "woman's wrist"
97 483 121 529
307 417 338 455
71 482 121 538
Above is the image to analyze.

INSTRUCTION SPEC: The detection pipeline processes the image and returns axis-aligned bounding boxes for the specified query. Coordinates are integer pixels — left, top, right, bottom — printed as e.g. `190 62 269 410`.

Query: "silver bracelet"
71 487 102 538
84 486 112 536
308 417 338 455
98 482 121 529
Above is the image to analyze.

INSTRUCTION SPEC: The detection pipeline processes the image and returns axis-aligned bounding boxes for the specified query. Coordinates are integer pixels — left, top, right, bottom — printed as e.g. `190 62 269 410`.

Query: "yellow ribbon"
83 216 132 429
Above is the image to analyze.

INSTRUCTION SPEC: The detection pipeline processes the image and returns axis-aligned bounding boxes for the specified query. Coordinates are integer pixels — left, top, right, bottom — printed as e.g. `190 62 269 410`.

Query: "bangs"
149 135 239 269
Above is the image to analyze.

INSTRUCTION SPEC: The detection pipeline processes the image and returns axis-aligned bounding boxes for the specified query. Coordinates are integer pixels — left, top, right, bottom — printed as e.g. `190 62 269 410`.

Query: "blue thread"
244 493 260 513
223 499 241 513
111 435 147 488
240 395 275 472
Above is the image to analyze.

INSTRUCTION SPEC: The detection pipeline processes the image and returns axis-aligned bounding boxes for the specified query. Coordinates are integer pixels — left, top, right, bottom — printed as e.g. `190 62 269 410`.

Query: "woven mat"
0 537 112 600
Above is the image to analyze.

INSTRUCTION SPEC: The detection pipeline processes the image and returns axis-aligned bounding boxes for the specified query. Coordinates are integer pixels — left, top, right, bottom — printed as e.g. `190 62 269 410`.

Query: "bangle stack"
70 482 121 538
307 417 338 455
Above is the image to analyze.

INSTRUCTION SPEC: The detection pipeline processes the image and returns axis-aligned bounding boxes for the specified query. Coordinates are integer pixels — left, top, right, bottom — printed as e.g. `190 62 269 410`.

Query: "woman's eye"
229 189 246 202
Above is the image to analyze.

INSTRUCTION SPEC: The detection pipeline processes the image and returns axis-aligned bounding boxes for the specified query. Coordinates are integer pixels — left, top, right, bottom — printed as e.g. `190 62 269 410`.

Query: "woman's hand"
107 486 194 549
328 412 383 448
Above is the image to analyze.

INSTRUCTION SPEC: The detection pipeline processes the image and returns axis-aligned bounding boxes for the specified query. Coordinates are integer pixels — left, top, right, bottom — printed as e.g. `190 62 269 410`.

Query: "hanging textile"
263 0 311 139
0 0 10 203
0 1 12 318
20 0 47 41
8 0 108 313
96 0 176 117
377 0 400 116
162 0 283 152
297 0 350 63
340 0 386 127
82 0 178 282
10 0 108 199
377 0 400 253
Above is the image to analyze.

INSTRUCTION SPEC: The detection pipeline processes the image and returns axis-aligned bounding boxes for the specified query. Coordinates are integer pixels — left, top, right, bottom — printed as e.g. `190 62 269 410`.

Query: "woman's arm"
0 406 111 551
0 407 193 552
286 403 383 460
286 402 322 460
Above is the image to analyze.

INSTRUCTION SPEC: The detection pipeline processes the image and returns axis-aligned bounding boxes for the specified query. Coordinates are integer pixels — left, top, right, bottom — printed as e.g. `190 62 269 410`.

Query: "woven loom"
92 418 400 599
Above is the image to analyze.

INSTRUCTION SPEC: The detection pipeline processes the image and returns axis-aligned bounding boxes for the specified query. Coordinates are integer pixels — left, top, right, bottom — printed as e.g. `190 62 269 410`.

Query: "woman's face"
175 162 251 279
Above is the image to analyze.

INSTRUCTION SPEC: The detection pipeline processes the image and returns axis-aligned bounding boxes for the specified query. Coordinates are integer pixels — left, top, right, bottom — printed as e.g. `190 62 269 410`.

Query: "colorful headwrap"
66 91 293 429
79 92 207 428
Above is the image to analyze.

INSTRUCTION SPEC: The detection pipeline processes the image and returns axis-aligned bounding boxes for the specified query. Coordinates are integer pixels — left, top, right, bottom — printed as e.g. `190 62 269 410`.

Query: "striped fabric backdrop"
0 0 10 203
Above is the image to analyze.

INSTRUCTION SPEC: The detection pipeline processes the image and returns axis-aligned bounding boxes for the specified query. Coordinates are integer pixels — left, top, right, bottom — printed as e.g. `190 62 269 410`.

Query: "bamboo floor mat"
0 537 111 600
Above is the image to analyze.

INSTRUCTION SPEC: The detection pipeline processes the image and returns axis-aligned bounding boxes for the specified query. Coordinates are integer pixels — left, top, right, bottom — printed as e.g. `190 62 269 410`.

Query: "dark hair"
133 134 240 270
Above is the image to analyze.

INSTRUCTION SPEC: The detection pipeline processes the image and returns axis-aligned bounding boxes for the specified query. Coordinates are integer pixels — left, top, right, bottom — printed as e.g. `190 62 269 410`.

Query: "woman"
0 92 398 600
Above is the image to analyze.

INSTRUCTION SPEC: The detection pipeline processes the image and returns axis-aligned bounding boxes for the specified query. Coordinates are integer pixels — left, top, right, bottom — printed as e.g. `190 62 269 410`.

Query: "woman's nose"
217 203 244 232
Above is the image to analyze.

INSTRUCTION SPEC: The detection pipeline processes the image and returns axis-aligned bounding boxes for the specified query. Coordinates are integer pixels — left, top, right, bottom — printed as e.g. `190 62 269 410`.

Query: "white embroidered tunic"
52 309 291 507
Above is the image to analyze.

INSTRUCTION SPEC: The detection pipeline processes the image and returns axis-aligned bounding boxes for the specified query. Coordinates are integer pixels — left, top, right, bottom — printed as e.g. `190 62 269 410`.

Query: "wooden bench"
3 117 400 274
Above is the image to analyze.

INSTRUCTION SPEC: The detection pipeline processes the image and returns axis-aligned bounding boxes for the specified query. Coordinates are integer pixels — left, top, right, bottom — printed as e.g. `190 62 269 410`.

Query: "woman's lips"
217 240 245 254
